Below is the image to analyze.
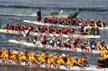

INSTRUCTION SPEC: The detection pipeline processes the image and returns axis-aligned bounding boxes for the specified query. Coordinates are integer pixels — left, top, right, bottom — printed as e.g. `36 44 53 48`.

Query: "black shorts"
97 58 108 67
104 58 108 67
81 45 86 49
97 59 104 65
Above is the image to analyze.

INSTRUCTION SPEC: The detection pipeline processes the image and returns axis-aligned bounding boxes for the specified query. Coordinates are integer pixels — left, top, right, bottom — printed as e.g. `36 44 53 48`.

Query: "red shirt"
41 26 47 33
49 27 54 33
44 18 48 23
15 25 20 31
41 38 47 45
63 42 68 47
77 20 82 26
55 28 61 34
53 18 59 24
63 28 68 34
47 17 53 23
21 25 27 31
29 25 34 31
8 24 13 30
67 28 72 34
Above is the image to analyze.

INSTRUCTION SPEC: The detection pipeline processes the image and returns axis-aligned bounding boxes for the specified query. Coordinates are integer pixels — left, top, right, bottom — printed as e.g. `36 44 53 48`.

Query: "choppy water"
0 0 108 71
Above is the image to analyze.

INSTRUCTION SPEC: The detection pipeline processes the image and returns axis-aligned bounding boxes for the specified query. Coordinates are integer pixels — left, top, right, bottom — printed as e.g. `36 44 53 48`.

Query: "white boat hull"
24 20 108 30
8 39 101 54
0 29 101 38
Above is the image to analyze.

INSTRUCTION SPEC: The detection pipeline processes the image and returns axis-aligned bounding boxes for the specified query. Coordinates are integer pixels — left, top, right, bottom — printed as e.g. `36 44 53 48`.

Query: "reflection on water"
0 65 31 71
0 64 98 71
0 65 66 71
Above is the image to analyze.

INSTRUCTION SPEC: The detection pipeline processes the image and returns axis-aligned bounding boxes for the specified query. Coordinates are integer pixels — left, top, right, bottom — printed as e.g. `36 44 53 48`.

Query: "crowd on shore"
0 49 89 69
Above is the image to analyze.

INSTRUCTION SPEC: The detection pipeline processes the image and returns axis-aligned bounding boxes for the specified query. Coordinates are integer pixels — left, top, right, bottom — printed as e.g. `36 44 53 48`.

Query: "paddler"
15 24 20 31
89 20 95 27
67 57 76 67
49 26 54 33
38 52 47 65
63 28 68 34
53 18 59 24
96 20 102 27
57 56 65 67
21 25 27 32
41 26 47 33
81 40 88 53
29 52 38 65
41 36 47 45
18 50 28 65
47 54 56 68
55 28 61 34
1 50 9 63
77 57 88 67
10 50 19 64
77 19 83 26
23 27 31 42
57 54 66 66
29 24 34 32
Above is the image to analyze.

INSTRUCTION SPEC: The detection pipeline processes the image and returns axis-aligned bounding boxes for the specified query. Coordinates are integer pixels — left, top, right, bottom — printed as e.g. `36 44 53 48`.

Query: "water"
0 0 108 19
0 0 108 70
